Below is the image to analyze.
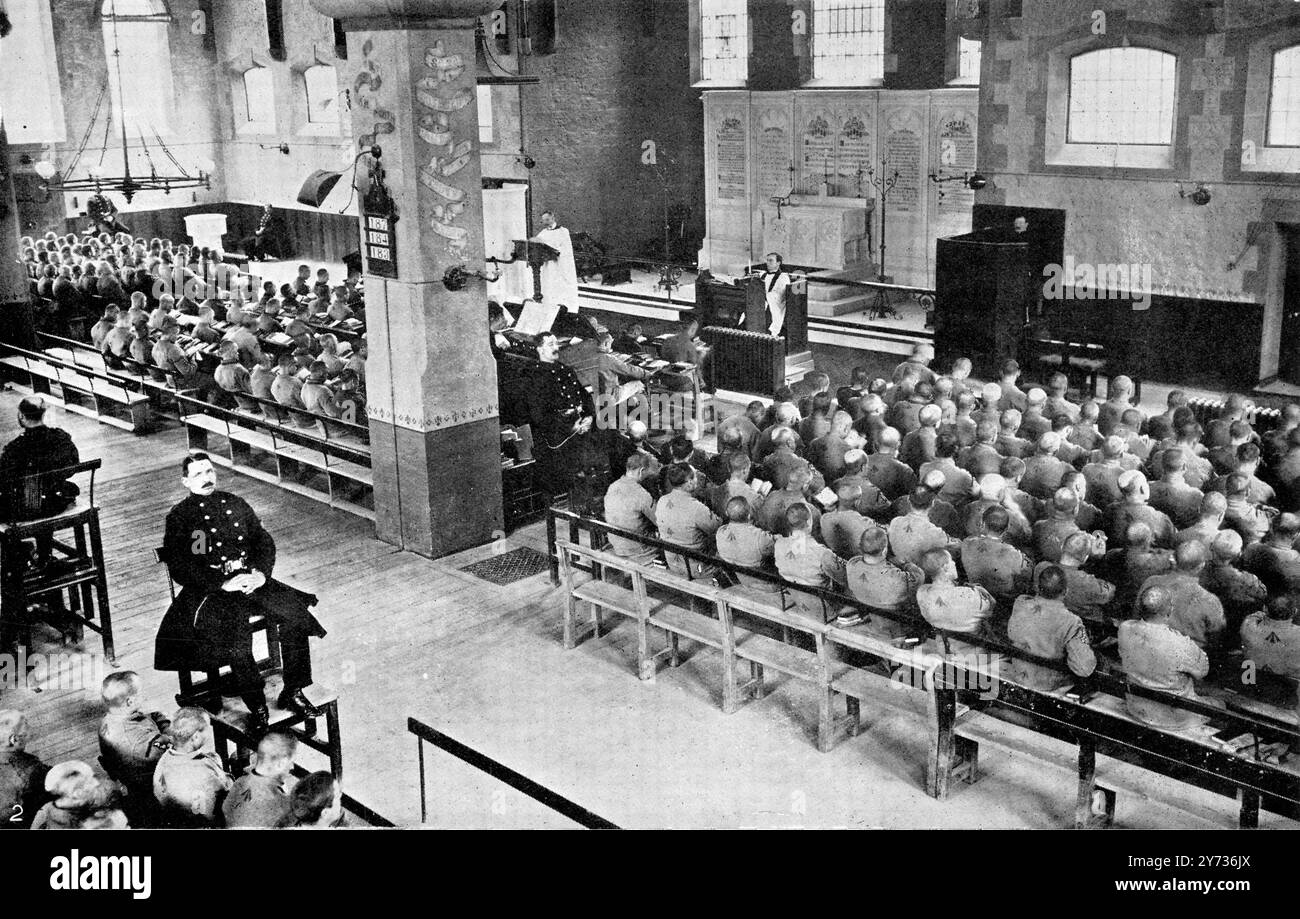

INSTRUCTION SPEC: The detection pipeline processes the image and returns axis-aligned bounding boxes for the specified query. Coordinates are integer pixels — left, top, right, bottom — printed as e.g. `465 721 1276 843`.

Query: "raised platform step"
805 265 878 298
807 264 879 284
808 292 874 318
807 280 870 302
806 271 877 299
785 351 814 387
805 263 881 318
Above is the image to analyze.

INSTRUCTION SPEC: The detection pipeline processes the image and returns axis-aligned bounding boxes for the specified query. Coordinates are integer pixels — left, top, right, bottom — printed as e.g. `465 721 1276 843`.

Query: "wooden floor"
2 389 1292 828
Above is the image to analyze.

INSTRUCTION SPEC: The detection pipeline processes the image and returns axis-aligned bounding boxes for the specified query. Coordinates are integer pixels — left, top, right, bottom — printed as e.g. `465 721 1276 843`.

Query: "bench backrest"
559 537 746 654
722 589 828 641
260 398 292 425
557 539 649 588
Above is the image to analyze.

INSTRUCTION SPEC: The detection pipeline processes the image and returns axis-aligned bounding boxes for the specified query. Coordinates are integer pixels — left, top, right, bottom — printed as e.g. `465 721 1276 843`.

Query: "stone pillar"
0 126 35 348
312 1 504 557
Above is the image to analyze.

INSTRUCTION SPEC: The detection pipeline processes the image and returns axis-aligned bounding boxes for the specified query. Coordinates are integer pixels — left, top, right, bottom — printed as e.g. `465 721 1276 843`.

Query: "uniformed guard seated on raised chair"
153 453 327 733
0 398 85 639
0 397 80 522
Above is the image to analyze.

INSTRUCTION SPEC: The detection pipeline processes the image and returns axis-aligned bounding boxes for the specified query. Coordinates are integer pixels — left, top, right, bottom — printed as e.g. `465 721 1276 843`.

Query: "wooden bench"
176 393 374 522
559 539 822 738
557 539 713 680
723 590 936 751
720 590 824 722
932 655 1300 829
34 333 221 421
557 538 952 754
823 625 950 755
951 698 1153 829
0 345 151 432
551 509 1300 828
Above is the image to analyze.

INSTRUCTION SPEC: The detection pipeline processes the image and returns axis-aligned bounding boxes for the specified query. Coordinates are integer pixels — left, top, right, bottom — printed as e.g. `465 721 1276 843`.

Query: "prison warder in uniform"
154 453 327 731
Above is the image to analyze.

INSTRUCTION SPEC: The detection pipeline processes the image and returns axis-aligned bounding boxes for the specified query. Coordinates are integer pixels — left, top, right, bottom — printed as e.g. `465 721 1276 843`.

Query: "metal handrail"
408 717 618 829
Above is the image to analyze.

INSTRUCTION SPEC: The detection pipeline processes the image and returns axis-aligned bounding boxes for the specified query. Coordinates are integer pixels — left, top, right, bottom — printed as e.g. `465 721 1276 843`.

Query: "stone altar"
760 195 873 271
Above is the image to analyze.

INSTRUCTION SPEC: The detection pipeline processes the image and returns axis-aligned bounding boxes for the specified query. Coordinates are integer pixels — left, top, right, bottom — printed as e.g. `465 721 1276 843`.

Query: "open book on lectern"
513 299 562 337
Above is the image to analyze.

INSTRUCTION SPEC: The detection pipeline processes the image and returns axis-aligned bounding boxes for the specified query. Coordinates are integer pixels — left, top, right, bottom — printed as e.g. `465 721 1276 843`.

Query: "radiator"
1186 398 1281 435
701 326 783 396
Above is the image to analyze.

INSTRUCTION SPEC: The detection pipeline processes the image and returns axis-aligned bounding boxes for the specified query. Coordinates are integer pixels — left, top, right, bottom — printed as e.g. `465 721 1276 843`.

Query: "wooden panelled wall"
1042 293 1264 393
63 203 359 264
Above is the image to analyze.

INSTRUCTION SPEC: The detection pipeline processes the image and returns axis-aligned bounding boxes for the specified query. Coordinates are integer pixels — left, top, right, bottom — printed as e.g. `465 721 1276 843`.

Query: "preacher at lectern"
530 209 581 310
738 252 793 336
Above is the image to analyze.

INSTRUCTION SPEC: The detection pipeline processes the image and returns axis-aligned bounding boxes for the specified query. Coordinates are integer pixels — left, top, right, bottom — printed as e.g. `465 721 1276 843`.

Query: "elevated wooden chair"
153 543 282 710
153 546 343 782
0 459 115 664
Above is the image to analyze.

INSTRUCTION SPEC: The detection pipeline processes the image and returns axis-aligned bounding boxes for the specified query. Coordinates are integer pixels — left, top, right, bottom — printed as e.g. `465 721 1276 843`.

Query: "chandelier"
30 2 213 203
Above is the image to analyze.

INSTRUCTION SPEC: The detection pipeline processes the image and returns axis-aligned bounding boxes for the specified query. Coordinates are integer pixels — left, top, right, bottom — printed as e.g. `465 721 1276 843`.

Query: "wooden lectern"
512 239 560 267
694 273 808 354
935 232 1035 379
512 239 561 301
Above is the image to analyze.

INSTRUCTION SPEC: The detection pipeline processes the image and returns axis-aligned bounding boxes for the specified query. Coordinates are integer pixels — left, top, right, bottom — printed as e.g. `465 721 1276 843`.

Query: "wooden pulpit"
935 232 1035 379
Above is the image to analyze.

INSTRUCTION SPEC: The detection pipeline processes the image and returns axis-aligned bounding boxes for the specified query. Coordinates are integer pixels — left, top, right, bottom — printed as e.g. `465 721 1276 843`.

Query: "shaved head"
257 731 298 762
1180 543 1206 571
1211 530 1243 561
726 496 752 522
860 527 889 557
1137 584 1170 620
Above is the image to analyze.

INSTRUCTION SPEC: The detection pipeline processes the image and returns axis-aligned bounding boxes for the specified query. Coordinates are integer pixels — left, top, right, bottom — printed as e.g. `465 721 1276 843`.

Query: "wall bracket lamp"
1178 182 1212 206
927 170 988 190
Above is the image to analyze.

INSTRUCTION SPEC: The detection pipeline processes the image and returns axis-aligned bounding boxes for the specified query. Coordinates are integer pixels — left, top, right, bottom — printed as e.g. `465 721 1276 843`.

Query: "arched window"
1268 44 1300 147
0 0 67 142
243 67 276 129
304 64 339 126
812 0 886 85
1067 47 1176 145
101 0 176 137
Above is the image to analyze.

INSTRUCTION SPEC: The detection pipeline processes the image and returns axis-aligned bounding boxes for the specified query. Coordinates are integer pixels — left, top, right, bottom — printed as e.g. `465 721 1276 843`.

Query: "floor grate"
458 546 551 586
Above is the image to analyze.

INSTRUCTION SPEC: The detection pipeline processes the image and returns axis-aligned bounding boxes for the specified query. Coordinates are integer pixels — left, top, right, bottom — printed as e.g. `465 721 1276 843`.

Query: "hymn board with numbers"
363 212 398 279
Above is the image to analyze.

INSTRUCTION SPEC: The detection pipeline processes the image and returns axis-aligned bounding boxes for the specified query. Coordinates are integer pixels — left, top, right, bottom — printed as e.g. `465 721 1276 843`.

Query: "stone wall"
211 0 357 214
974 0 1300 383
519 0 706 259
15 0 223 232
977 0 1300 305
